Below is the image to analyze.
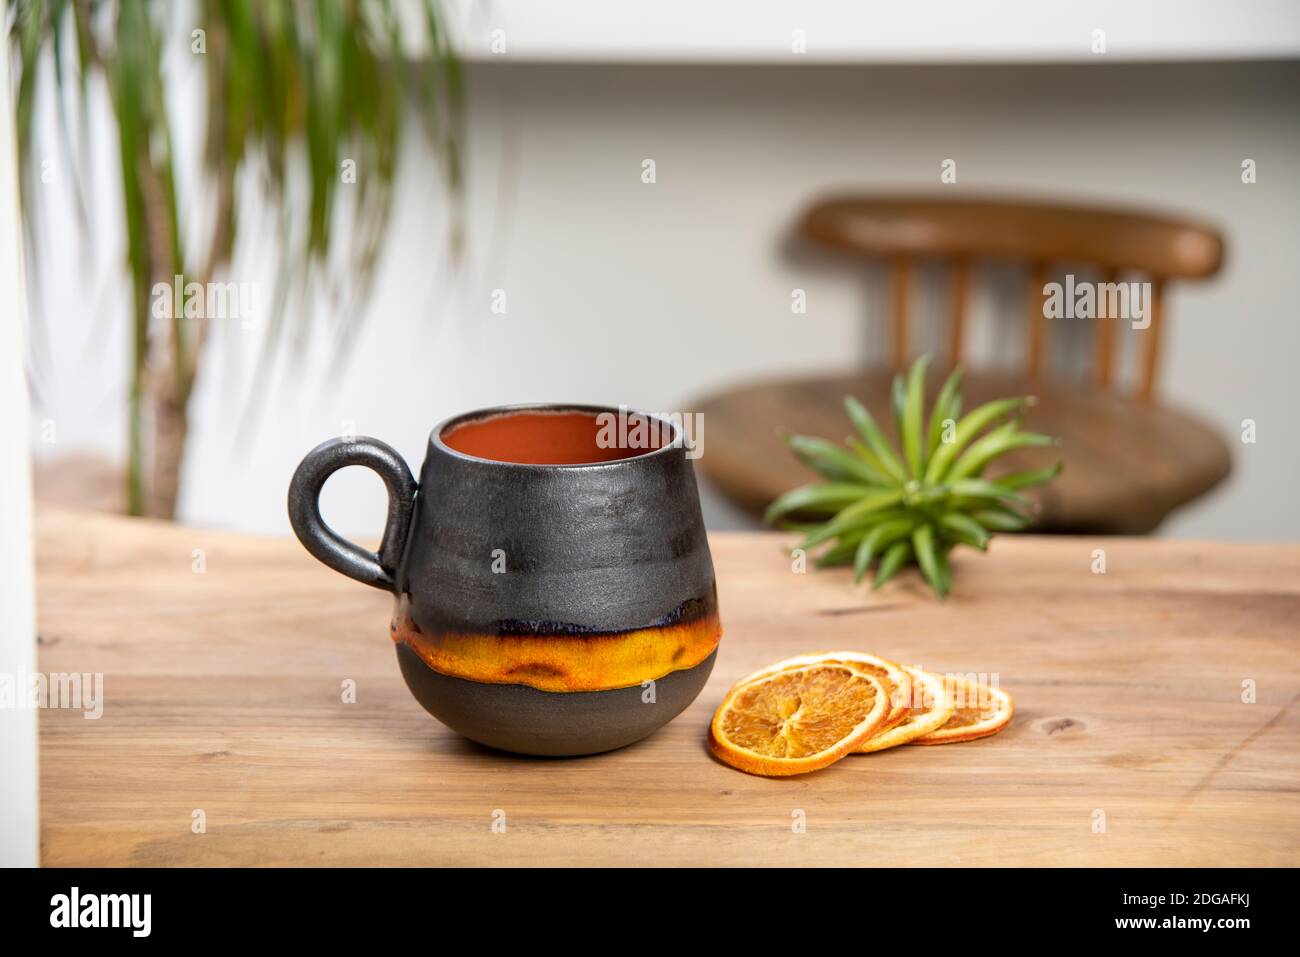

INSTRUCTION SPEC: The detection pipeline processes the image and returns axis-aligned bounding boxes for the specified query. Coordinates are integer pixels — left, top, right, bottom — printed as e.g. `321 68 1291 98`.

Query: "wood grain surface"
35 507 1300 867
693 368 1231 533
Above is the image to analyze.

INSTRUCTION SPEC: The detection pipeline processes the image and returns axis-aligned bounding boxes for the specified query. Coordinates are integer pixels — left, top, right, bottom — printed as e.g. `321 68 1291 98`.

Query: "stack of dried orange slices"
708 651 1014 777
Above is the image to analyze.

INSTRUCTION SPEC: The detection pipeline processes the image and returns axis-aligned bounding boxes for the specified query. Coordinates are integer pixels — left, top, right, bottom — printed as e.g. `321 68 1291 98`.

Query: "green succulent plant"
765 356 1063 598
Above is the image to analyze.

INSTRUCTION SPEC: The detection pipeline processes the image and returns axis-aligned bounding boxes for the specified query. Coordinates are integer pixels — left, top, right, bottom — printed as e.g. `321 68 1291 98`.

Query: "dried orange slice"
911 673 1014 745
709 663 890 776
733 651 913 733
856 665 953 752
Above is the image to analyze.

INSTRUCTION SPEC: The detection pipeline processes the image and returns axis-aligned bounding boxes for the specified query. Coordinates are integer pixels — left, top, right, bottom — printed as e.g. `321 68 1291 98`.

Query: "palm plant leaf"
10 0 465 517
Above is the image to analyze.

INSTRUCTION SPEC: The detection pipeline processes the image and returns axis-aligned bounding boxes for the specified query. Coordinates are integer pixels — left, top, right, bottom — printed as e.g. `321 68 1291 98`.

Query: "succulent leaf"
852 517 916 584
873 540 913 590
972 509 1031 532
764 482 877 524
938 512 990 549
992 461 1065 490
926 366 963 457
901 354 931 478
924 396 1030 482
797 487 907 549
787 435 885 484
948 429 1057 482
912 523 947 597
844 396 906 482
769 356 1062 598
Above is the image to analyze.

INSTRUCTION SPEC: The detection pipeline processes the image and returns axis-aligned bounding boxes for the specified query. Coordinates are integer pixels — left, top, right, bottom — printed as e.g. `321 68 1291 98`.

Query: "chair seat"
693 369 1231 534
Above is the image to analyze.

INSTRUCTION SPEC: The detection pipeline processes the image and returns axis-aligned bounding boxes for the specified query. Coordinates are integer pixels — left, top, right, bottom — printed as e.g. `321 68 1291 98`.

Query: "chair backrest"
801 195 1224 399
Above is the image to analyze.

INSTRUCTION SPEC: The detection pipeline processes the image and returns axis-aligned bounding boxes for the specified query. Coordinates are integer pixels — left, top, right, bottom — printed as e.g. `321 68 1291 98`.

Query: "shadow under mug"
287 404 721 756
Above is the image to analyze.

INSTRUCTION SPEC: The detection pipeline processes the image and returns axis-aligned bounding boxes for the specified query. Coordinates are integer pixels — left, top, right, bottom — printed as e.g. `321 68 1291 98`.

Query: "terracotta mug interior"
440 409 667 465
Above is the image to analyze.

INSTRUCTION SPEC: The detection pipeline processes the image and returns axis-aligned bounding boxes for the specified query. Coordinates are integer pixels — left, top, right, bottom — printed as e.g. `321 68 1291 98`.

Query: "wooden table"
36 507 1300 866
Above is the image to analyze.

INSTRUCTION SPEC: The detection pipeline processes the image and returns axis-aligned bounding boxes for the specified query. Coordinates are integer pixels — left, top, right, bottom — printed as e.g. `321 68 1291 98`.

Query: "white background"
1 24 39 868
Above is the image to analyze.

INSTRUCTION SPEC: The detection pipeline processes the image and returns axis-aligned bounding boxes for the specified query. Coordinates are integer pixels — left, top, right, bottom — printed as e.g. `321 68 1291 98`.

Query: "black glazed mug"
287 404 721 756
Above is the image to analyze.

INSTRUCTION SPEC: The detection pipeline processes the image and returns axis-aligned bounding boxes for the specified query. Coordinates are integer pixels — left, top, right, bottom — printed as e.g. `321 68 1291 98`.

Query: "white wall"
26 60 1300 541
1 28 40 868
447 0 1300 63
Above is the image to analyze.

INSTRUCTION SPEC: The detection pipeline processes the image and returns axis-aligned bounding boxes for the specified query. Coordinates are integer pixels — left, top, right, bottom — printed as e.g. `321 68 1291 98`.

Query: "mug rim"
428 402 683 469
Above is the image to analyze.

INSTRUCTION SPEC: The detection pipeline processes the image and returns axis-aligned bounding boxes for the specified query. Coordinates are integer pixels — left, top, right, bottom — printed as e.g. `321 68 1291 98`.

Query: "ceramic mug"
287 404 721 756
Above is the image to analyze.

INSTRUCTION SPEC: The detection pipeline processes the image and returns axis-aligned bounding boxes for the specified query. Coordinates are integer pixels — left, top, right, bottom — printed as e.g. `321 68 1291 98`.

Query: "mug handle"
287 437 418 593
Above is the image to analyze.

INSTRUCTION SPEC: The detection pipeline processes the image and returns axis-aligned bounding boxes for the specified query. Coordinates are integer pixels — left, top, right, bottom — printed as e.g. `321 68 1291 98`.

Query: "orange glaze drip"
391 613 722 693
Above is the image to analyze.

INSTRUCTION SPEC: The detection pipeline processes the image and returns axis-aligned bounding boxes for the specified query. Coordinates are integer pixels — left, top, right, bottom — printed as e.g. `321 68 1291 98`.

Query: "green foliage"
9 0 463 513
766 357 1063 598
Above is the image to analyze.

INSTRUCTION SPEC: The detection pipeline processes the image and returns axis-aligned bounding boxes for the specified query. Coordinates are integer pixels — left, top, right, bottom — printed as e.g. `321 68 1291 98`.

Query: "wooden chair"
695 196 1231 533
